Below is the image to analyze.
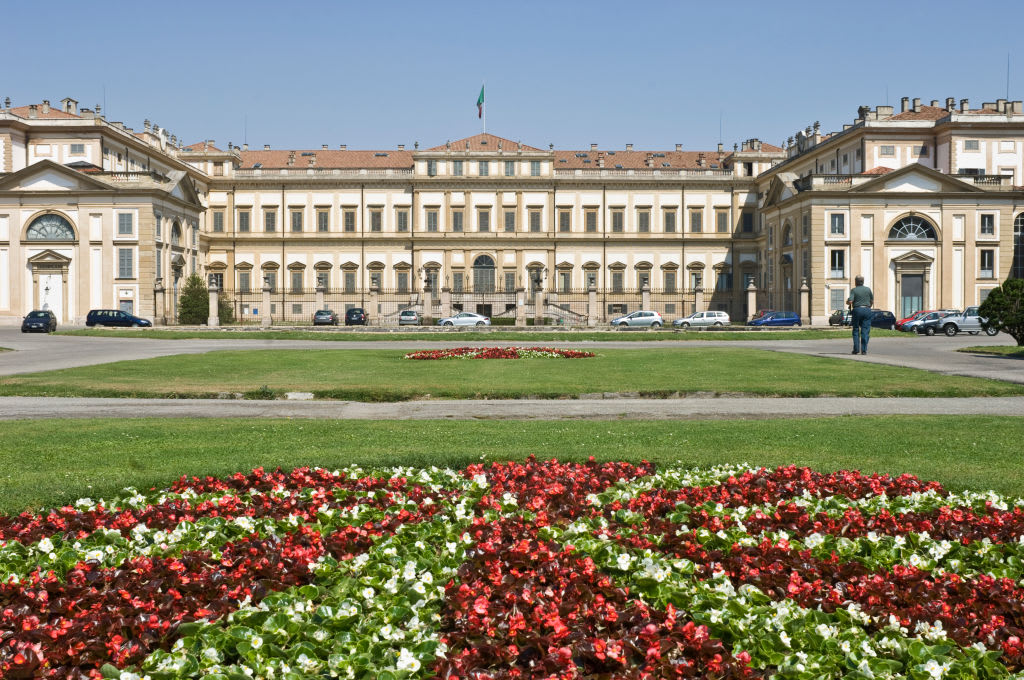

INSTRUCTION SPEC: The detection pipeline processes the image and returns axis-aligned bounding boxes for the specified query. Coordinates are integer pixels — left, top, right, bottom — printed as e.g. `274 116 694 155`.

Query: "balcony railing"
234 167 414 178
555 168 734 178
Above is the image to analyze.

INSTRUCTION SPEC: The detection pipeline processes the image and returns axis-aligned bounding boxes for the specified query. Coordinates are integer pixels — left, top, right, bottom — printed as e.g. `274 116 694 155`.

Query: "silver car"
673 310 730 328
938 306 999 336
437 312 491 327
610 310 663 328
398 309 421 326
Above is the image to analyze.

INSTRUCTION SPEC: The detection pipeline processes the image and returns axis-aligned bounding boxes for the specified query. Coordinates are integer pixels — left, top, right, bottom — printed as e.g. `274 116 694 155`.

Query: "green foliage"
243 385 277 400
218 292 235 324
176 273 210 325
979 278 1024 346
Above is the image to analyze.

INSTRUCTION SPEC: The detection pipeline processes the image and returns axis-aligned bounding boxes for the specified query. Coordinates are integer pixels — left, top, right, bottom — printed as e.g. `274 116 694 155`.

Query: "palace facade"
1 95 1022 326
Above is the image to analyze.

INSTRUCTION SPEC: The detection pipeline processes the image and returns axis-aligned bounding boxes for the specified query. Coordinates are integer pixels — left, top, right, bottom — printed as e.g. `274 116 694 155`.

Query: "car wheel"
651 321 661 328
618 322 629 328
969 331 979 335
985 326 999 336
681 322 690 328
444 321 454 327
925 326 936 336
476 321 485 326
132 322 140 328
943 324 958 337
713 321 723 327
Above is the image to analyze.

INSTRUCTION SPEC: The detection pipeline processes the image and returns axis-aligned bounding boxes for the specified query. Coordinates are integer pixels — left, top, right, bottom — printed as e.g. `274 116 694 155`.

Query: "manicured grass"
2 348 1019 399
958 345 1024 357
1 416 1022 513
57 327 906 342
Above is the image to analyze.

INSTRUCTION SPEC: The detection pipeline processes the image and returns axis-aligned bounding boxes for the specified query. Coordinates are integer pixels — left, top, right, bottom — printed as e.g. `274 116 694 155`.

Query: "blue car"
747 310 801 327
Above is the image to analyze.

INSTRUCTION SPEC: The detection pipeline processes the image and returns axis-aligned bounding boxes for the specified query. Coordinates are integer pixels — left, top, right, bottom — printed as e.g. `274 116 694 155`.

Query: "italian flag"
476 85 485 118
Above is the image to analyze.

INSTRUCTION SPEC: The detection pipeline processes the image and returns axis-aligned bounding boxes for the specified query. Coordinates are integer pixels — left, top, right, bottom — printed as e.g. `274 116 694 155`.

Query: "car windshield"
27 311 49 318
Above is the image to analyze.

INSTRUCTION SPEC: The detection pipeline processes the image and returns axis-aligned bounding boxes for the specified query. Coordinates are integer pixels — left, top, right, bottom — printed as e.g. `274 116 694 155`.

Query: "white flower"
362 587 375 600
84 549 105 562
923 658 951 679
803 532 824 549
37 537 54 554
396 647 421 672
473 473 488 488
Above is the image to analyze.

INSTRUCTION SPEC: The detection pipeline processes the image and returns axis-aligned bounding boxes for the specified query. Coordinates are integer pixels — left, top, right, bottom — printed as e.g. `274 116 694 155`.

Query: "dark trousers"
852 307 872 353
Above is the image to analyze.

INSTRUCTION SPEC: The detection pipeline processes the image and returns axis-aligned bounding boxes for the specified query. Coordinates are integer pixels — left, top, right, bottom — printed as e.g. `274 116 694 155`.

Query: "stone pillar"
261 279 272 329
369 286 379 326
516 287 526 326
746 281 757 321
799 278 810 324
694 287 705 314
315 284 326 312
641 282 651 311
587 284 597 327
154 282 165 326
534 290 544 325
207 283 220 327
441 287 452 319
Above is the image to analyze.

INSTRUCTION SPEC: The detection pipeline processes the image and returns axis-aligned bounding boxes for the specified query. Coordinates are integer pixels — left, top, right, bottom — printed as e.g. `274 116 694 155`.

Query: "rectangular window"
478 208 490 232
452 160 463 176
213 211 224 233
880 145 895 156
396 209 409 232
239 271 251 293
664 209 676 233
478 161 489 176
913 145 929 156
317 209 329 232
830 249 845 278
504 161 515 177
663 271 676 293
264 210 276 232
291 210 303 232
426 209 439 232
316 270 329 288
689 208 703 233
981 213 995 235
558 271 571 293
427 160 437 177
155 215 162 240
830 288 846 312
118 213 133 236
70 143 85 155
291 271 303 292
801 213 810 239
558 209 571 233
452 210 464 232
611 209 624 233
980 249 995 278
637 209 650 233
452 272 464 292
397 271 409 293
530 160 541 176
344 271 356 292
238 210 250 233
742 211 754 233
964 139 980 151
716 209 729 233
529 209 542 232
717 271 732 291
370 209 382 232
156 246 162 279
343 209 356 232
585 209 598 233
118 248 133 278
830 213 846 236
690 271 703 289
369 272 382 289
503 210 515 232
611 271 624 292
802 250 811 280
504 271 516 292
291 303 303 315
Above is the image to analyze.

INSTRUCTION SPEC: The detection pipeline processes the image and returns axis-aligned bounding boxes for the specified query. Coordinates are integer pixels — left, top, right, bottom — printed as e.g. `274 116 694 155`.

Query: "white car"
673 310 730 328
437 312 491 327
610 310 663 328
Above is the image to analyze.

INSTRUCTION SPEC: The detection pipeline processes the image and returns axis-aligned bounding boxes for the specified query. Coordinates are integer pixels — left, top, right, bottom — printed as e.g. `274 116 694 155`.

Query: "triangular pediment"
850 163 983 194
170 253 186 267
891 249 935 264
164 170 202 207
426 133 541 153
762 173 798 207
27 249 73 265
0 159 114 192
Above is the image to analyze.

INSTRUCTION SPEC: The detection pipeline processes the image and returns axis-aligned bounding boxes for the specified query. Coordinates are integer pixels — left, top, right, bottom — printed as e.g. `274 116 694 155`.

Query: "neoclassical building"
1 95 1022 326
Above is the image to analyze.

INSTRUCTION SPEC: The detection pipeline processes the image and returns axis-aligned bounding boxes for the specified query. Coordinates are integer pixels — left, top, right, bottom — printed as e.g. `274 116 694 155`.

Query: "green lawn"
1 416 1021 513
2 348 1019 399
57 327 906 342
958 345 1024 357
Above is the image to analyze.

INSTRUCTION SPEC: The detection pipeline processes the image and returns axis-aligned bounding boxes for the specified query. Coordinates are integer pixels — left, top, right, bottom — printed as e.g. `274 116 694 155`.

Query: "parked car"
85 309 152 327
867 309 897 330
828 309 851 326
747 310 801 327
751 309 776 321
672 310 730 328
913 311 957 336
344 308 367 326
900 309 958 333
932 306 1000 337
21 309 57 333
437 311 490 327
313 309 339 326
610 310 664 328
398 309 421 326
896 310 928 331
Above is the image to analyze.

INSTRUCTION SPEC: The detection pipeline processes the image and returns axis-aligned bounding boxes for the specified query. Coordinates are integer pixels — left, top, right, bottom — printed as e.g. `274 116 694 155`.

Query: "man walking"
847 275 874 355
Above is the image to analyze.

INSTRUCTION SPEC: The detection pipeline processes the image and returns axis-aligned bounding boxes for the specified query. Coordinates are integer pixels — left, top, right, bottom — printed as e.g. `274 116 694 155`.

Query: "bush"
176 273 209 325
218 293 235 325
979 278 1024 346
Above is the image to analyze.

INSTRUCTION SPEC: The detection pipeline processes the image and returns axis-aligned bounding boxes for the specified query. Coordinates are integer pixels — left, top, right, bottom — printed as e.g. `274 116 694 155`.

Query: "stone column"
261 279 272 329
800 278 810 324
369 286 379 326
154 282 165 326
516 287 526 326
315 284 326 312
694 287 705 314
441 287 452 319
641 282 651 311
534 289 544 325
587 284 598 327
746 281 757 321
207 283 220 327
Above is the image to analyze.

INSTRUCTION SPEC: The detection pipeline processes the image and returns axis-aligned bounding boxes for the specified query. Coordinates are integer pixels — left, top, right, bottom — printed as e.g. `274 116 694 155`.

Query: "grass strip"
957 345 1024 357
1 416 1022 513
2 348 1019 399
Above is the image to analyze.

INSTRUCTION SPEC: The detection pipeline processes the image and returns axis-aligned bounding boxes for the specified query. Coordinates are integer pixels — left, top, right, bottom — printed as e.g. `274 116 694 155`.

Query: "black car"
345 308 367 326
868 309 896 330
85 309 153 327
313 309 339 326
21 309 57 333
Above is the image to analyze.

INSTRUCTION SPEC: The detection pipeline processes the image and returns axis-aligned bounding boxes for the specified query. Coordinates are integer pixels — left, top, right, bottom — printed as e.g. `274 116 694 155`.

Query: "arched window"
26 214 75 241
888 216 937 240
171 221 183 246
1012 213 1024 279
472 255 495 293
782 224 793 246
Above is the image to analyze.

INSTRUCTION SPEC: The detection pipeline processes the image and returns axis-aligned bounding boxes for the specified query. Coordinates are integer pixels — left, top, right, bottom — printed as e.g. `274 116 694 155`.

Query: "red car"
895 310 930 332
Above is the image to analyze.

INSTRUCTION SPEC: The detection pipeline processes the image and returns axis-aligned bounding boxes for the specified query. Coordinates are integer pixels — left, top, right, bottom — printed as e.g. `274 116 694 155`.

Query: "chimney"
625 143 633 151
60 97 78 115
28 104 38 118
339 144 347 150
946 97 955 111
912 97 921 112
308 157 316 167
242 143 248 151
754 139 762 151
960 98 969 113
644 154 653 167
591 143 598 150
397 144 404 150
322 144 328 150
263 144 270 150
697 152 706 167
717 142 724 153
143 119 151 132
901 96 910 113
877 105 894 118
1013 101 1023 114
675 143 682 151
930 100 939 107
41 100 50 114
843 124 852 130
80 108 94 119
997 98 1008 113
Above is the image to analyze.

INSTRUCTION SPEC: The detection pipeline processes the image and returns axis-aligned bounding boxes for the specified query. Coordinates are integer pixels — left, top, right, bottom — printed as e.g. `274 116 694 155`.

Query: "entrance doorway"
901 274 923 318
476 303 493 318
38 272 63 320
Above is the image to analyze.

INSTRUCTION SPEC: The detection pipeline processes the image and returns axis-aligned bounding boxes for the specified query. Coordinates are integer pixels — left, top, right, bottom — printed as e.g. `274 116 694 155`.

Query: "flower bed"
403 347 596 360
2 460 1023 679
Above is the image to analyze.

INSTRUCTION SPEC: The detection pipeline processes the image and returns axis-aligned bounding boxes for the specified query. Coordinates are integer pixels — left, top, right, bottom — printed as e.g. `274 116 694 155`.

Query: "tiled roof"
427 133 540 152
183 141 222 152
8 105 80 120
756 142 784 152
861 166 895 175
239 149 414 169
888 106 949 121
554 149 729 170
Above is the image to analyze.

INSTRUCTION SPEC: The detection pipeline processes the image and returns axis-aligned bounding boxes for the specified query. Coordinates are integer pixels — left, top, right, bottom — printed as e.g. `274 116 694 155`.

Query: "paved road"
1 395 1022 421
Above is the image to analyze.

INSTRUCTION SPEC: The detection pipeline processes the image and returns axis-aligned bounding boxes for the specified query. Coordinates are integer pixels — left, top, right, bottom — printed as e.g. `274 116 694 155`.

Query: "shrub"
176 273 210 325
979 278 1024 346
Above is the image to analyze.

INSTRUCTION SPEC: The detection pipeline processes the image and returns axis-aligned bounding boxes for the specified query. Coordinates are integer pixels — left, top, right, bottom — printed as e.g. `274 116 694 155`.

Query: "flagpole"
483 80 486 135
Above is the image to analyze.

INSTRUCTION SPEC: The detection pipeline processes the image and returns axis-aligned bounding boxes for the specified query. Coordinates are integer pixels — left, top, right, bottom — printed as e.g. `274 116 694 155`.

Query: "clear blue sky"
6 0 1023 152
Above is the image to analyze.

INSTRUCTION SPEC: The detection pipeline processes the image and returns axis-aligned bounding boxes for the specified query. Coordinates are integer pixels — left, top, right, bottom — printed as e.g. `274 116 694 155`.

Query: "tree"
176 273 210 325
979 278 1024 346
218 292 235 325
